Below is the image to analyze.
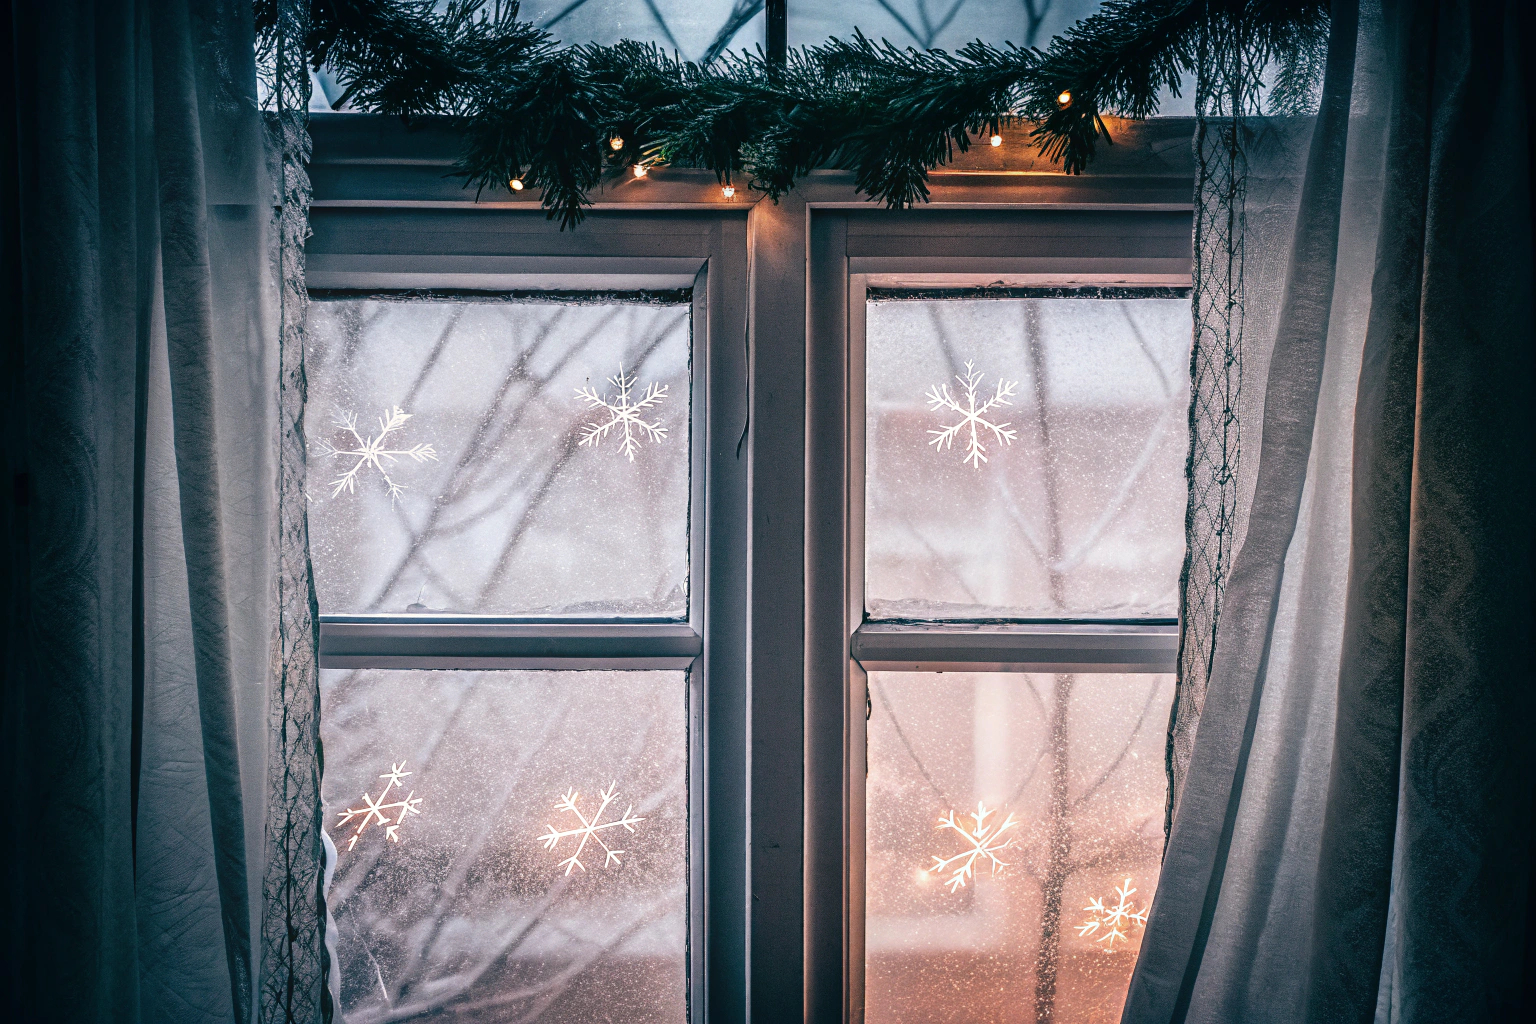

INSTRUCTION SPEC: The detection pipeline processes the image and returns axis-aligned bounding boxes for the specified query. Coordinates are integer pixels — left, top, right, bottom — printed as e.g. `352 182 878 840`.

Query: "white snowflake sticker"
575 365 669 461
336 761 423 852
927 801 1020 892
319 407 438 501
536 782 646 875
926 361 1019 469
1078 877 1149 950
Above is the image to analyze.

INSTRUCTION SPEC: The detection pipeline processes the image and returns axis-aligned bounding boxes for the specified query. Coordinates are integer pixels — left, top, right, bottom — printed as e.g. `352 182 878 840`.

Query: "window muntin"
307 292 692 619
321 668 689 1024
863 289 1191 621
864 671 1172 1023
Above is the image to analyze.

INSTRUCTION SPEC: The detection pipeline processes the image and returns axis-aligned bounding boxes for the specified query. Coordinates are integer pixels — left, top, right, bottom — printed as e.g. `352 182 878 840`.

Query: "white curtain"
1127 0 1535 1020
3 1 303 1021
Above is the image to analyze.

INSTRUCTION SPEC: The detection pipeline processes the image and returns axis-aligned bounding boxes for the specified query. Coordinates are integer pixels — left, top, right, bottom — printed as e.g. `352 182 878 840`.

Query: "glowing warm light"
337 761 423 851
989 134 1003 147
575 364 670 462
509 177 525 191
632 163 649 178
536 781 646 874
925 361 1020 469
928 801 1019 892
1078 878 1149 950
1057 90 1073 109
915 868 933 884
610 136 625 150
721 184 736 198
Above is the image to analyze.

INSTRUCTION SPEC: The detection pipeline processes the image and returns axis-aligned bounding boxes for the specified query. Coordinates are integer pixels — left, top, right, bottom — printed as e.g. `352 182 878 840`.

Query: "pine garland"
257 0 1329 228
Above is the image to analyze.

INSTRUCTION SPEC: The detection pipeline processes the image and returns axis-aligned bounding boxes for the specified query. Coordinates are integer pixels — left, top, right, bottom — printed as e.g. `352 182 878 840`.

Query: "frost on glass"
864 291 1191 620
866 671 1172 1024
522 0 763 64
322 669 688 1024
307 294 690 617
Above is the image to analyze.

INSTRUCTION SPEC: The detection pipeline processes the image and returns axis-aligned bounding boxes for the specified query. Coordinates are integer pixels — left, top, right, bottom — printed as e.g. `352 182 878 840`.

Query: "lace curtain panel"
1130 0 1535 1020
3 0 322 1021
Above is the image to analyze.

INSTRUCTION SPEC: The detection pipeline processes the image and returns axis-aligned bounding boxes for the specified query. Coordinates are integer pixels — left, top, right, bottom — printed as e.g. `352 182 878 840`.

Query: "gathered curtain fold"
3 0 323 1021
1129 0 1535 1021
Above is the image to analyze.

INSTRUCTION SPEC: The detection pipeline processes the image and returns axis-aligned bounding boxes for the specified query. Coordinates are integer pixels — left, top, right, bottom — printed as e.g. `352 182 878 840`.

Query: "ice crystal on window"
536 782 647 875
318 407 438 501
1078 878 1149 950
925 801 1019 892
925 361 1019 469
337 761 423 852
576 365 670 461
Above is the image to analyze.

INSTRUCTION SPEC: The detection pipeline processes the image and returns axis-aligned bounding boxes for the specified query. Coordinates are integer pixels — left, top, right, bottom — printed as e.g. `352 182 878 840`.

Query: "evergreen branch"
257 0 1330 226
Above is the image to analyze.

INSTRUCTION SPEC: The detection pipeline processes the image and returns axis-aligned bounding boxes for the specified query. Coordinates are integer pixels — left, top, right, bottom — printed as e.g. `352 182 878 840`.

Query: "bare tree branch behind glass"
864 295 1182 1021
306 296 692 618
321 669 689 1023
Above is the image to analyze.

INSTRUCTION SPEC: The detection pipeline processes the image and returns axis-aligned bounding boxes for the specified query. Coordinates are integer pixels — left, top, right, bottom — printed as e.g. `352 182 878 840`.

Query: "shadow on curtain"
1127 0 1535 1021
2 1 323 1022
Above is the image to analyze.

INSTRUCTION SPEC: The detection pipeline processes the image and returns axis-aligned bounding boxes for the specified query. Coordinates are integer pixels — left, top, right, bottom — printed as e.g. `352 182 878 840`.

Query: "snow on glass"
321 668 687 1024
926 801 1019 891
867 671 1173 1024
336 760 423 851
865 292 1192 620
305 294 690 618
1078 878 1149 951
537 782 648 874
576 365 670 461
925 361 1019 468
318 407 438 501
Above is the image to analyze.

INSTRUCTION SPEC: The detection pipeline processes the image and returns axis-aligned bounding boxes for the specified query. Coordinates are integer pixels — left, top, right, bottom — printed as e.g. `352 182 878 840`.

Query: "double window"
308 118 1193 1024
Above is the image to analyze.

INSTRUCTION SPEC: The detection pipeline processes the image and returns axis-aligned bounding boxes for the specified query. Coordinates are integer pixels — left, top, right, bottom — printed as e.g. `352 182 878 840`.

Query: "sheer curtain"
3 1 320 1021
1127 0 1535 1021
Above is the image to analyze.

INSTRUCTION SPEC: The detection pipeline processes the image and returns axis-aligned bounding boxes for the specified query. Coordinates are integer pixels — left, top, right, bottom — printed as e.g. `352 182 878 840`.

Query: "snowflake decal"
576 365 669 461
926 361 1019 469
1078 878 1149 950
536 782 647 875
927 801 1020 892
336 761 423 852
318 407 438 501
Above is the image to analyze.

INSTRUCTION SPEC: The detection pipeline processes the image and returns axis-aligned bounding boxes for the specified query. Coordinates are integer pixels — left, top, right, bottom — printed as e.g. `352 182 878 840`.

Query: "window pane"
523 0 764 63
789 0 1101 53
322 668 688 1024
307 294 691 617
864 290 1190 620
865 671 1172 1023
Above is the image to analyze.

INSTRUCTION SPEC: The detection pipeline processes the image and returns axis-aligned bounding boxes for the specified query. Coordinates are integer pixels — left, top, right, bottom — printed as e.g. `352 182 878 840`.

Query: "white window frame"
804 205 1193 1022
307 119 752 1024
308 110 1198 1024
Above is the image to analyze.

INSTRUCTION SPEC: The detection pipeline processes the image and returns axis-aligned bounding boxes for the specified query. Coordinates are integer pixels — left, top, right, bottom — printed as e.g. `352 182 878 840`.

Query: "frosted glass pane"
523 0 764 63
322 669 688 1024
307 295 690 617
864 291 1190 620
789 0 1102 53
866 672 1172 1024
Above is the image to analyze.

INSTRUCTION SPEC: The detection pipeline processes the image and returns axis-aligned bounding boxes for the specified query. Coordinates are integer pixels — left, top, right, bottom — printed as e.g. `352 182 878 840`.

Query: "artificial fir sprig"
257 0 1329 228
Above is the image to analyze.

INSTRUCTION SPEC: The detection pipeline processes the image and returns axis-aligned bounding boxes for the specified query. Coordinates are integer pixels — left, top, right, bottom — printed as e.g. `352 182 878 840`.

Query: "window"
305 200 749 1024
309 115 1196 1024
806 208 1192 1024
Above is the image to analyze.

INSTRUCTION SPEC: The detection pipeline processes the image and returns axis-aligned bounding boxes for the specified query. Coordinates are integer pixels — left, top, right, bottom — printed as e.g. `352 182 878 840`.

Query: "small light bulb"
509 178 525 191
632 163 648 178
609 136 625 151
1057 90 1073 109
989 134 1003 147
721 184 736 198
